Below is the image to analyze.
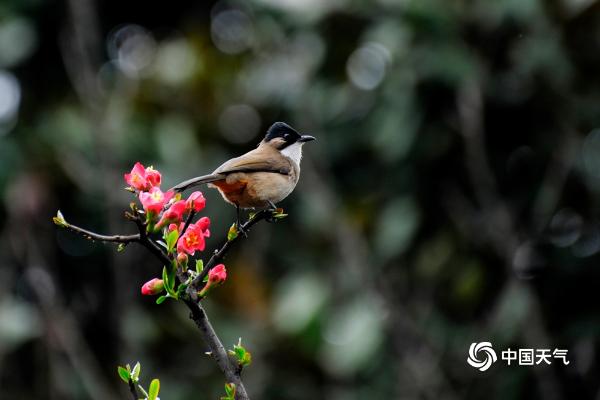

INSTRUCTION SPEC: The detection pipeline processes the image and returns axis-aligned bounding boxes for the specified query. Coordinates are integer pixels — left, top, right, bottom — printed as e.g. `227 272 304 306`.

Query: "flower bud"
199 264 227 297
145 167 161 188
208 264 227 284
141 278 164 295
177 252 188 266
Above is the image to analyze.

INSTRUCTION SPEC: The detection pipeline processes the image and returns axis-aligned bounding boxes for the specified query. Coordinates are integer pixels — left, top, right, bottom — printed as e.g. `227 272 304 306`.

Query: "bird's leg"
266 200 281 223
235 205 248 236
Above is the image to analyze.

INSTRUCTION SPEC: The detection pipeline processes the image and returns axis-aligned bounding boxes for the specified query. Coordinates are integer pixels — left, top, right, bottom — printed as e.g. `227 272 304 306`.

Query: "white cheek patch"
281 142 303 165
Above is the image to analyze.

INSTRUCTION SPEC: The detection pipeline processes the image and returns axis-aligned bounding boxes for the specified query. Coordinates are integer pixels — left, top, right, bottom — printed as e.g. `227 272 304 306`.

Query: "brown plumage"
171 122 314 210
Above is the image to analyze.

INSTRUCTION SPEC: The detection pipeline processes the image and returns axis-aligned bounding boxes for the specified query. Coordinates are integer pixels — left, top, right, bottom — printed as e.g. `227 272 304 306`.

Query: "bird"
171 122 315 226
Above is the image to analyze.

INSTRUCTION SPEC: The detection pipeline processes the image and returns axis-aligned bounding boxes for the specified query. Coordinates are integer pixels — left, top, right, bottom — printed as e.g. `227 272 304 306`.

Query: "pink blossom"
186 191 206 212
155 200 187 229
124 162 148 191
139 187 174 215
177 217 211 256
124 162 162 191
141 278 164 295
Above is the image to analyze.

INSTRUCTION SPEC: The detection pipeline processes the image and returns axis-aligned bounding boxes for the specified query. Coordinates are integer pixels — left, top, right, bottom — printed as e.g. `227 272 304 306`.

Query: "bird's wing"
214 148 291 175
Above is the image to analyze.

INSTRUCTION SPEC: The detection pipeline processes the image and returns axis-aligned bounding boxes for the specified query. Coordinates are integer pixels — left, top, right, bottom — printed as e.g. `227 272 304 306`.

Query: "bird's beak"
299 135 316 143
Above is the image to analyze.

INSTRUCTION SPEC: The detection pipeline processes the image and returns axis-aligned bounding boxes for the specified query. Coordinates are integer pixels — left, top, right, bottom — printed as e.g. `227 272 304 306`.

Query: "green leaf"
272 209 288 219
162 266 176 297
117 366 130 383
117 243 126 252
165 229 179 253
156 295 167 305
229 338 252 367
195 259 204 274
52 210 67 227
227 223 238 241
131 362 141 382
224 382 236 399
148 379 160 400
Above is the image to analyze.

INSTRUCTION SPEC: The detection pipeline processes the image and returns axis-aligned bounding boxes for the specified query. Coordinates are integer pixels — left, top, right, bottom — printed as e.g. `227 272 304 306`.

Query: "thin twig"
182 211 196 235
127 379 138 400
62 223 139 243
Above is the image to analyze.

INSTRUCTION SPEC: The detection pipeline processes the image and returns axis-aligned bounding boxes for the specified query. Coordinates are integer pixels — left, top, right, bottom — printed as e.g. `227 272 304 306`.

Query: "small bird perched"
172 122 315 224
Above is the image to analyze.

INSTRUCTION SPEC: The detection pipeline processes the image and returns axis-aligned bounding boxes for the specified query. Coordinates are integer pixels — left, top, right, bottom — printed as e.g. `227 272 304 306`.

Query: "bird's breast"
209 171 297 208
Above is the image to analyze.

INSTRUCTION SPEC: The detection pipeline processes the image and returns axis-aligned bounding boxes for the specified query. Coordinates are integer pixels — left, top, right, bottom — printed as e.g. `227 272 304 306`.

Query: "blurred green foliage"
1 0 600 399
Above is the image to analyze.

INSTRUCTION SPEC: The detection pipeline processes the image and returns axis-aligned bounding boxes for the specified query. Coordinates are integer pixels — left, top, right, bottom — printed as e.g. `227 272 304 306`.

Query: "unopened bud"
141 278 164 295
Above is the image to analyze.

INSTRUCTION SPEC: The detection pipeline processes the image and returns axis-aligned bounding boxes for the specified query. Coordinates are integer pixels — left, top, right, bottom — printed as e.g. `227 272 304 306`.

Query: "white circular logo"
467 342 497 371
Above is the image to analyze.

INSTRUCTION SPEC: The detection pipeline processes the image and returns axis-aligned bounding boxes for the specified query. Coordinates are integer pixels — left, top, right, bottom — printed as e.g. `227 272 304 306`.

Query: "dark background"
1 0 600 399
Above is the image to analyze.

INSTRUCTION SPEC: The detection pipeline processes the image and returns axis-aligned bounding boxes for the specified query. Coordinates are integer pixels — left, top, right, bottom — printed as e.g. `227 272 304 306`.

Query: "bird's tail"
171 173 224 192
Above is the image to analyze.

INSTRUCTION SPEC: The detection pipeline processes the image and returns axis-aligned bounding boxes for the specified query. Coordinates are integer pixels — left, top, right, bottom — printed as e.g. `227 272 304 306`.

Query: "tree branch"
60 222 139 243
55 205 269 400
183 300 249 399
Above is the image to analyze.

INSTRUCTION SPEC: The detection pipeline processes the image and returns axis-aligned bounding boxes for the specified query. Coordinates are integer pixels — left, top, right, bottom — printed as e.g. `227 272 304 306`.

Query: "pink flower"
139 187 174 215
141 278 164 295
199 264 227 297
186 191 206 212
155 200 187 229
208 264 227 284
124 162 163 191
124 162 148 191
145 167 161 188
177 217 211 256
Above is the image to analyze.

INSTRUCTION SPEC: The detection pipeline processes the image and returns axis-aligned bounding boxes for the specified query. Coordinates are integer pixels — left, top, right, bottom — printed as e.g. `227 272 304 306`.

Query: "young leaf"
131 362 141 382
224 382 236 399
148 378 160 400
117 366 130 383
229 338 252 367
156 295 167 305
52 210 67 227
195 259 204 274
165 229 179 253
227 223 238 241
162 266 176 297
117 243 126 252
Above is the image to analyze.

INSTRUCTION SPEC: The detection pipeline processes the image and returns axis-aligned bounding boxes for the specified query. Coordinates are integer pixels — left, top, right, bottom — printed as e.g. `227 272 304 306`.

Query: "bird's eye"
284 134 290 139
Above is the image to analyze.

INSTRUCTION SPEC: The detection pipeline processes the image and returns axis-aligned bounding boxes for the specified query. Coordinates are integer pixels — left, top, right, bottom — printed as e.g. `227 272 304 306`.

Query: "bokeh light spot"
218 104 261 144
0 70 21 135
211 9 254 55
107 24 156 78
346 42 390 90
